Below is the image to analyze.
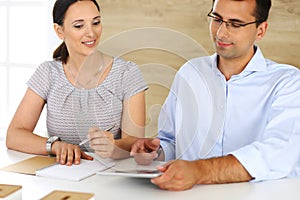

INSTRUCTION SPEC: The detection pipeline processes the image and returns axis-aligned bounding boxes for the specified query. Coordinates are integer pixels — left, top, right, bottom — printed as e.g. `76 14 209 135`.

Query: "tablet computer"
96 158 164 178
97 168 162 178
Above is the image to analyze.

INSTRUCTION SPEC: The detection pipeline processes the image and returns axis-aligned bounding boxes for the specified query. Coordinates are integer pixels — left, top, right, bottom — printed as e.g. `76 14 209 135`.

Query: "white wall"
0 0 60 139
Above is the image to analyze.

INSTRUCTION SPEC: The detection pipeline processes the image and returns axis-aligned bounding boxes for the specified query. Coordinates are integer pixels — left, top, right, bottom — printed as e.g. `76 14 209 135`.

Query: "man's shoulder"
265 59 300 77
186 56 213 65
177 55 214 75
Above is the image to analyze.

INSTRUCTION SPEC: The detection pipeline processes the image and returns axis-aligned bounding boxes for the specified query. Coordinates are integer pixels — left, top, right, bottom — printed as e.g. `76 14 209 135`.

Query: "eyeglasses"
207 10 259 32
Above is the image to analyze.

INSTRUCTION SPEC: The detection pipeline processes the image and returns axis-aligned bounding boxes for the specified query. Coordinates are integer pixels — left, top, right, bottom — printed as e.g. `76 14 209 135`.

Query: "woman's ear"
256 21 268 42
53 23 64 40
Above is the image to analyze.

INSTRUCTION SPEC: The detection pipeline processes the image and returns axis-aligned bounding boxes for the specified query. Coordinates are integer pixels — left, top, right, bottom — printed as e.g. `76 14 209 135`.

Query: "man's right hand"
130 138 161 165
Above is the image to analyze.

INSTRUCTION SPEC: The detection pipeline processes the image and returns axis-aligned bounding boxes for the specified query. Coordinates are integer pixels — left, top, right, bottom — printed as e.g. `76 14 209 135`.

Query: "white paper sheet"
36 159 115 181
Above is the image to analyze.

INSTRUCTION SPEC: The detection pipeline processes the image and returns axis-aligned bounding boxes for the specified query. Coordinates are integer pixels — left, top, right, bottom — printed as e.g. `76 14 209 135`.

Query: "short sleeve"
26 62 52 100
121 61 148 99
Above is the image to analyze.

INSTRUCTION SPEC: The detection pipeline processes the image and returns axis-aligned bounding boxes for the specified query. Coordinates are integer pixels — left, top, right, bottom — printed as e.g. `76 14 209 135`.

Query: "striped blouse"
27 57 148 150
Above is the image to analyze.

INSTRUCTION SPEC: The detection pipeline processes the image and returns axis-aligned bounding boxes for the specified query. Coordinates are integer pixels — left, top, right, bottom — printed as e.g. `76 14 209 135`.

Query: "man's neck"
218 58 246 81
217 48 256 81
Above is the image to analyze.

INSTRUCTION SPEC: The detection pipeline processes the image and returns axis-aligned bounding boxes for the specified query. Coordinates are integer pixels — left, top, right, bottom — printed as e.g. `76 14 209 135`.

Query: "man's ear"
256 21 268 42
53 23 64 40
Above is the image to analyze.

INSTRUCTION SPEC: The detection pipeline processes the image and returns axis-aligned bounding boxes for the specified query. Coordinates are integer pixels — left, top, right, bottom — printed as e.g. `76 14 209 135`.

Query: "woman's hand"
88 127 115 159
51 141 93 165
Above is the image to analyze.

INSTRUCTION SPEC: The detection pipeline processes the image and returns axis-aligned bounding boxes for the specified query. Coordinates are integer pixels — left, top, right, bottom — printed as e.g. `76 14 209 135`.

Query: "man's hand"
151 155 253 191
130 138 160 165
151 160 199 191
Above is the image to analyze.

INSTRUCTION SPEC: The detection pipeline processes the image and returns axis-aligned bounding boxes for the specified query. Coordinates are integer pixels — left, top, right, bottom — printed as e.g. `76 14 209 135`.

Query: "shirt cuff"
230 145 271 182
160 140 175 161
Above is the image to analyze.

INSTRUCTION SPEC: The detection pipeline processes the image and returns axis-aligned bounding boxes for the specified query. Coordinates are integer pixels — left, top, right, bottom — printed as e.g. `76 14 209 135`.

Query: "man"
130 0 300 191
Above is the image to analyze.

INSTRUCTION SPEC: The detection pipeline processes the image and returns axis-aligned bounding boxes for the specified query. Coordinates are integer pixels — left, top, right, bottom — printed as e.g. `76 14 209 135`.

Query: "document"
36 159 115 181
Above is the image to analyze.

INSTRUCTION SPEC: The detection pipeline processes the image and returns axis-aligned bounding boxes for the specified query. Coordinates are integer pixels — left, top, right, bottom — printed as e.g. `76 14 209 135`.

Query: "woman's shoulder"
34 60 63 76
38 60 62 69
112 57 138 69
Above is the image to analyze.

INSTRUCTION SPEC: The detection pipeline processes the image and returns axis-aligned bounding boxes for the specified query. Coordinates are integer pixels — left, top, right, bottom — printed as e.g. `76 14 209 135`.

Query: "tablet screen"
96 158 164 178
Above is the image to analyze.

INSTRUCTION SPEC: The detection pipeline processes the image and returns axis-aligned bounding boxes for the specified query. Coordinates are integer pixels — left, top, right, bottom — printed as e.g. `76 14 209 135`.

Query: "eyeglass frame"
207 9 261 30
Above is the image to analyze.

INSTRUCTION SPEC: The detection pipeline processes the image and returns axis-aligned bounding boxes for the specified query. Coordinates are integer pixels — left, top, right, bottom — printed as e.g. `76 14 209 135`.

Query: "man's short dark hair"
212 0 272 23
254 0 272 23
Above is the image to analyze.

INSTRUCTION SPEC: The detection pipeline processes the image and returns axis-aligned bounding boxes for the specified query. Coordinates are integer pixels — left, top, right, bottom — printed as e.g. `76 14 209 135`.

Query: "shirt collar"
210 45 268 77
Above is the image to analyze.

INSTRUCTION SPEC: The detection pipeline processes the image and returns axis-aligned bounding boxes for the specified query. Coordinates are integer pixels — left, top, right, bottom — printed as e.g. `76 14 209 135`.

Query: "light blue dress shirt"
158 46 300 182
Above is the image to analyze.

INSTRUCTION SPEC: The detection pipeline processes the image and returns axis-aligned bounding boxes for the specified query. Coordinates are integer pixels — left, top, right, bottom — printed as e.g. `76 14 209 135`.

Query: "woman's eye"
93 20 101 26
74 24 83 29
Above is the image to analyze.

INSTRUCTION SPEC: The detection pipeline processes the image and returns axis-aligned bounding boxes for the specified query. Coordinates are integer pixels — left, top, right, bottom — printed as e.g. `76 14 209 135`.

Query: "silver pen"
79 124 115 147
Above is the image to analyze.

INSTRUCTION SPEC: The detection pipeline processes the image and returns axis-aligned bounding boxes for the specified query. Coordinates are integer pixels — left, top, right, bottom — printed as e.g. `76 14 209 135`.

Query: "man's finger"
144 138 160 151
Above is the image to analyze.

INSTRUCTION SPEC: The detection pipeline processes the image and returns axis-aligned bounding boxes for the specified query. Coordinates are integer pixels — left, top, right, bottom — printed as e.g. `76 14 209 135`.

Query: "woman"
6 0 147 166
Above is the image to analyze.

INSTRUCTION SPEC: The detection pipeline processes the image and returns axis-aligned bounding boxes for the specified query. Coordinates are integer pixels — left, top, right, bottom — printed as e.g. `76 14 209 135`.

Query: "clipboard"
0 156 56 175
0 155 115 181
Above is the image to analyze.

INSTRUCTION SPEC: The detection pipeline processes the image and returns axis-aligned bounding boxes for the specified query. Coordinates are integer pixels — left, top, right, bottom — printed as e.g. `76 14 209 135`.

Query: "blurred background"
0 0 299 139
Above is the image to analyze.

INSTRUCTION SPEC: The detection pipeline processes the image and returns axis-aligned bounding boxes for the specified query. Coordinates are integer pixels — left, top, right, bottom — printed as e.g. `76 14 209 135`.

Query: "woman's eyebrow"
72 16 101 24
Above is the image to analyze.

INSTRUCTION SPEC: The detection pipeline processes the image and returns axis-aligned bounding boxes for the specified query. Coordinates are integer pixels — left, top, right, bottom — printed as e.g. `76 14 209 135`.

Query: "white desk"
1 141 299 200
